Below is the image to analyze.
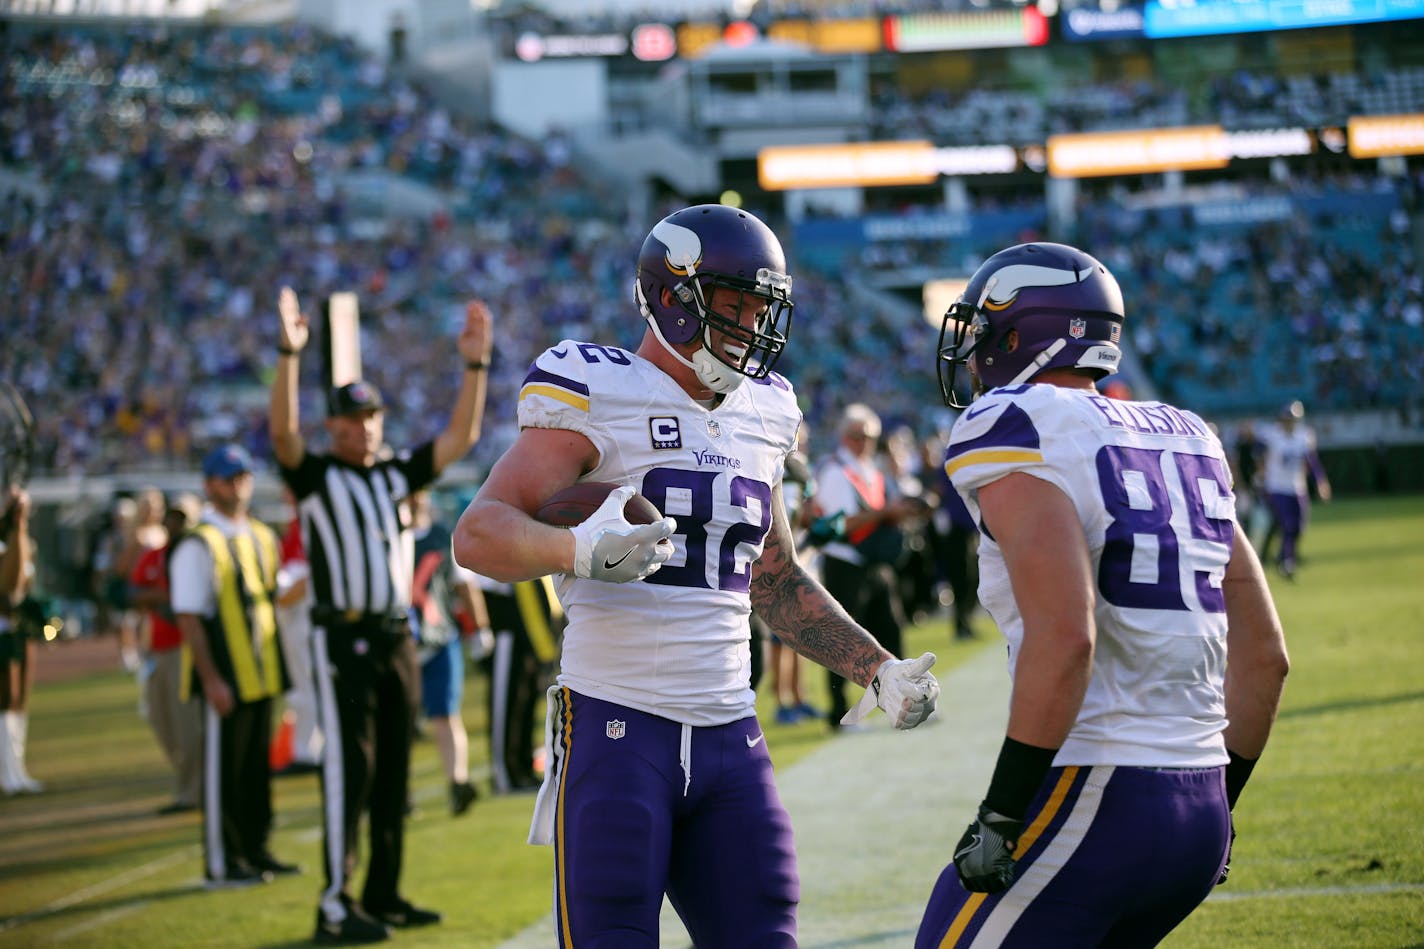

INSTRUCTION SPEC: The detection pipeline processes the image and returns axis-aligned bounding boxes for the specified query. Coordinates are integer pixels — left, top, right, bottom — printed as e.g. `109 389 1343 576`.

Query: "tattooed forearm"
752 505 892 687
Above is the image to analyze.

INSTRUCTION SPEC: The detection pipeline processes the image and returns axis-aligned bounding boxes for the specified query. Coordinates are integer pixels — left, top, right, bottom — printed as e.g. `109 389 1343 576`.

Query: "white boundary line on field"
0 848 193 934
49 900 152 943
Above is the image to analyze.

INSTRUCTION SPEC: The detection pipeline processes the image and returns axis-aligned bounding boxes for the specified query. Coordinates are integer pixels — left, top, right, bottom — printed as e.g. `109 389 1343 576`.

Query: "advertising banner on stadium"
1061 5 1148 41
1143 0 1424 38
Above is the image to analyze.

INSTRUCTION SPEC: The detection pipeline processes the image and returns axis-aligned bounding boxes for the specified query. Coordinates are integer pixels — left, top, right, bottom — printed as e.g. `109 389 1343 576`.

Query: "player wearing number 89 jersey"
453 205 940 948
918 242 1288 949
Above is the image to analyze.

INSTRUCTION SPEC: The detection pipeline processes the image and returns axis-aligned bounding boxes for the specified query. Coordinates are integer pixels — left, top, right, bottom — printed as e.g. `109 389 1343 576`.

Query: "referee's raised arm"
270 286 308 470
432 299 495 475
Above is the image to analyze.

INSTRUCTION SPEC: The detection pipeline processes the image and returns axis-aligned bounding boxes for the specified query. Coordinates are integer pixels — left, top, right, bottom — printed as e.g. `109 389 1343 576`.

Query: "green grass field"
1 494 1422 947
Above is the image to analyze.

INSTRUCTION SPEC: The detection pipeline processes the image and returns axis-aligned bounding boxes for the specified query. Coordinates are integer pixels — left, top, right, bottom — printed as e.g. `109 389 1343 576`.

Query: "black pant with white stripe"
312 619 419 919
203 696 274 881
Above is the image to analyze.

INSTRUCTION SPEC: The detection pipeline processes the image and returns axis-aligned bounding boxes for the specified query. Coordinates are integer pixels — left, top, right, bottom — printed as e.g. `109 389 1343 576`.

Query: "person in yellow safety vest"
171 443 300 889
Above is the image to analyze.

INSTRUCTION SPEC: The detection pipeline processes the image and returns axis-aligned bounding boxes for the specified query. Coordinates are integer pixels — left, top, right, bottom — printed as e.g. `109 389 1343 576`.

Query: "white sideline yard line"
0 848 193 935
50 900 151 943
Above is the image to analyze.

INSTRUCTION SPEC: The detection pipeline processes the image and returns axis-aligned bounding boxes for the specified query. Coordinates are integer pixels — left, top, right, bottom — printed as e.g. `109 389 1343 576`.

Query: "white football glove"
841 651 940 729
569 485 677 583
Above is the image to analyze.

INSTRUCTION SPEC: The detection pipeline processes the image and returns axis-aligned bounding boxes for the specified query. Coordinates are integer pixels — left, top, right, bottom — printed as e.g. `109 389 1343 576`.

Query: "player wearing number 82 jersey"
918 242 1288 949
454 204 940 948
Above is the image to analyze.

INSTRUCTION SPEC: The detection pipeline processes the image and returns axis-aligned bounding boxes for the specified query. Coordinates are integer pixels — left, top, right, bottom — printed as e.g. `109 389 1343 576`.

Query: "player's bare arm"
270 286 308 468
1221 530 1289 759
433 300 494 473
750 482 892 688
980 471 1096 749
453 426 597 582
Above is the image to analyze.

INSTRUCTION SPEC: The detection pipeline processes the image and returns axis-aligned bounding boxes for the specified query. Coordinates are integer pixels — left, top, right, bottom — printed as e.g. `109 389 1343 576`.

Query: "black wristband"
465 359 489 372
278 346 299 356
1224 749 1258 810
983 737 1059 821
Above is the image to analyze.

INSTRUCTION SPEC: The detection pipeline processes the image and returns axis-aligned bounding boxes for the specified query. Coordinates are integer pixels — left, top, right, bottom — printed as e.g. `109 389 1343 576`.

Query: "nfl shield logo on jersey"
706 417 721 438
606 720 626 740
1069 317 1086 339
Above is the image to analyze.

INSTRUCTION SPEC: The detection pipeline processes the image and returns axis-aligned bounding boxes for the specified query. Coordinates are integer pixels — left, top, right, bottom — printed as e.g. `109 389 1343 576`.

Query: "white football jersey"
945 384 1238 768
1257 422 1316 496
519 340 801 726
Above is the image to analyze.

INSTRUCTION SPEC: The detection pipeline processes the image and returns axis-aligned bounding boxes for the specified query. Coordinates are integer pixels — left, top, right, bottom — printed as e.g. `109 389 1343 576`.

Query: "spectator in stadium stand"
128 491 205 815
269 287 493 943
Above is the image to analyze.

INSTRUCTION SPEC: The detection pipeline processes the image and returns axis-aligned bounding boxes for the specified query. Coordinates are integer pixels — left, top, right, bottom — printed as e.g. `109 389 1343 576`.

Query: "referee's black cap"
328 380 385 418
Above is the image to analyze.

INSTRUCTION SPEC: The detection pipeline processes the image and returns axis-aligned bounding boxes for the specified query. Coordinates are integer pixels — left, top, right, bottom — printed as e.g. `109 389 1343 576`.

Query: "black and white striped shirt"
279 443 436 618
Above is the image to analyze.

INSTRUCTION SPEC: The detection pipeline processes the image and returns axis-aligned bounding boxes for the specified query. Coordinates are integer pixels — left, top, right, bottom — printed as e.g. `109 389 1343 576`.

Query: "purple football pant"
1267 491 1306 569
551 689 798 948
917 765 1230 949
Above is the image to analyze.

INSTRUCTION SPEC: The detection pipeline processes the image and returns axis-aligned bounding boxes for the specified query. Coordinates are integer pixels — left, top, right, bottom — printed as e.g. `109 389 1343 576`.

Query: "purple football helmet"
937 242 1125 408
635 204 793 392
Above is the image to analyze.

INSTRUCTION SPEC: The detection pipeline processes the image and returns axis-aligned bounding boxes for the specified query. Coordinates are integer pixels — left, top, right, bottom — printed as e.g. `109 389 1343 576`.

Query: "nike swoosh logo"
746 733 765 748
551 347 568 358
602 547 637 571
964 402 997 421
953 834 983 860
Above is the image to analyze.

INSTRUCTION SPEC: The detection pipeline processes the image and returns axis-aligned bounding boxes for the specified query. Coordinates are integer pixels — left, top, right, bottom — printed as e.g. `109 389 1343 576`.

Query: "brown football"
534 481 662 528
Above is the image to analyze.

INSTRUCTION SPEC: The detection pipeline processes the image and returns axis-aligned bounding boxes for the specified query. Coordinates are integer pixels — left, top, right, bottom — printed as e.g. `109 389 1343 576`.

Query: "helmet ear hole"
1001 328 1019 354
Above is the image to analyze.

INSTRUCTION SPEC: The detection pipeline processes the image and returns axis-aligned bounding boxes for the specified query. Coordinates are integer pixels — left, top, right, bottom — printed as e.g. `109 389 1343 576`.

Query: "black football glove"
953 805 1023 893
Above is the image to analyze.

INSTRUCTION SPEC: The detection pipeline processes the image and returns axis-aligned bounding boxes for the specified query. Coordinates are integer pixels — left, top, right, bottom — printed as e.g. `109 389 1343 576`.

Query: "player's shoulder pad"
744 370 801 444
944 385 1049 480
519 339 595 415
948 384 1043 441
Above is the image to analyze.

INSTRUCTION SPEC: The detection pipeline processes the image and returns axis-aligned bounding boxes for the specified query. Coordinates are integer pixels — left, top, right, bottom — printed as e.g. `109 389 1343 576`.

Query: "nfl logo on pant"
605 720 626 740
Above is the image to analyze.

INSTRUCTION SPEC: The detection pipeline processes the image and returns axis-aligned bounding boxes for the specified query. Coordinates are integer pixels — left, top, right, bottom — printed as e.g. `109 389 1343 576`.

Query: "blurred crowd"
3 20 1421 482
870 66 1424 144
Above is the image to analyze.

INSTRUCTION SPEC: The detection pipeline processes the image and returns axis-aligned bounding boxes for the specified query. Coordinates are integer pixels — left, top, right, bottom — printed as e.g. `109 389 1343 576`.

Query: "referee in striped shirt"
270 287 494 945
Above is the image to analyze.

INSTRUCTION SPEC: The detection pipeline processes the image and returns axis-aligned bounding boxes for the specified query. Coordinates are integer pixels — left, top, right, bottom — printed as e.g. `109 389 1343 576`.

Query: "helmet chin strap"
637 280 745 395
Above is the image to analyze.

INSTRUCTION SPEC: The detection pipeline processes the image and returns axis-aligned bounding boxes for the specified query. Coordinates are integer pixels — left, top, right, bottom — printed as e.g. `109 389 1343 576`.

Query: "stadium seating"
2 20 1420 478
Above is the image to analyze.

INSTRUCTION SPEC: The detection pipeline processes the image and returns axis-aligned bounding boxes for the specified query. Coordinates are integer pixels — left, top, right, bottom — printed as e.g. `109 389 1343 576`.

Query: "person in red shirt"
273 511 323 772
129 493 203 814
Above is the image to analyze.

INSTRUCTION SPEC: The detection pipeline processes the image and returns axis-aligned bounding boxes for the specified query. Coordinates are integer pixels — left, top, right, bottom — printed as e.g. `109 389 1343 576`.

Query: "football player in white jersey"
453 204 940 947
1256 400 1331 579
916 242 1290 948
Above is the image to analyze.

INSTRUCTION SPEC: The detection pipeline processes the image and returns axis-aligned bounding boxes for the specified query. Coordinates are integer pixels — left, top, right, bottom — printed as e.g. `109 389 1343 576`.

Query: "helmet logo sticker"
652 219 704 277
1110 324 1121 343
1069 318 1086 339
982 263 1093 309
